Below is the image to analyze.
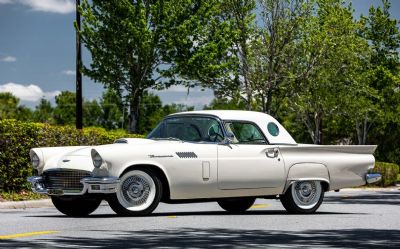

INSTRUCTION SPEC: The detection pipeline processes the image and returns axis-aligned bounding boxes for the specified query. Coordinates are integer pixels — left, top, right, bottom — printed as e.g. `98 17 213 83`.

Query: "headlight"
91 149 103 168
31 152 40 169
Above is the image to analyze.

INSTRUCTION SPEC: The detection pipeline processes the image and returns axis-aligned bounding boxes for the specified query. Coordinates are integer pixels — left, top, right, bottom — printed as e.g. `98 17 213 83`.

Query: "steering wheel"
208 124 224 142
188 124 202 141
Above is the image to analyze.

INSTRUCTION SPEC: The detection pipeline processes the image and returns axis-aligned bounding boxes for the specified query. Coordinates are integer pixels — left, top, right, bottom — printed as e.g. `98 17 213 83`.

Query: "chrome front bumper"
366 173 382 184
27 176 120 196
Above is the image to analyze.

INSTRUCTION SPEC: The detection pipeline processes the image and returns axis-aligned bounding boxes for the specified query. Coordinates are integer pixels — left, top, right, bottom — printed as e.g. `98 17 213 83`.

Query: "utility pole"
76 0 83 129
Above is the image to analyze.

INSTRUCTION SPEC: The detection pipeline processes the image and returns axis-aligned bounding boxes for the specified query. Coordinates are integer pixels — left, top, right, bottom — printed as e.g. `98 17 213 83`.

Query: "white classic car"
28 110 381 216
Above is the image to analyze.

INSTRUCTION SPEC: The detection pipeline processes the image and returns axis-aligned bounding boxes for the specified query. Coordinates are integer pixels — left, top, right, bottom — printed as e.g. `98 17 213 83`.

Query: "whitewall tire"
108 168 162 216
280 180 324 214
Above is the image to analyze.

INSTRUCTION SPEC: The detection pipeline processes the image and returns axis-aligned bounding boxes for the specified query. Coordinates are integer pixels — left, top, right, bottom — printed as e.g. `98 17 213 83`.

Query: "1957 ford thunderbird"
28 110 381 216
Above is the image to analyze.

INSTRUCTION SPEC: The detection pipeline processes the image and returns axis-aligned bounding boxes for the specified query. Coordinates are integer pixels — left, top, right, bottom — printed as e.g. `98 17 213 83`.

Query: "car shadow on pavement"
24 209 360 219
325 191 400 206
0 227 398 248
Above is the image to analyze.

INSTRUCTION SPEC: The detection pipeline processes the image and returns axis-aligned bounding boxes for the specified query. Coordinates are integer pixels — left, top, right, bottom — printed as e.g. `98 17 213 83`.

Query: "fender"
118 160 171 185
284 163 330 193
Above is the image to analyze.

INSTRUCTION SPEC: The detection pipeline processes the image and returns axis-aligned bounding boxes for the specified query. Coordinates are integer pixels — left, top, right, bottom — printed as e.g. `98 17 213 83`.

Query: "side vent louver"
176 152 198 158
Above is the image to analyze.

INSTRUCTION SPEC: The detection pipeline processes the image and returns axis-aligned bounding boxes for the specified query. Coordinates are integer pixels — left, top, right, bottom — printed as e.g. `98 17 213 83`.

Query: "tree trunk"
128 90 141 134
265 89 273 114
314 112 323 144
356 114 369 145
261 95 266 113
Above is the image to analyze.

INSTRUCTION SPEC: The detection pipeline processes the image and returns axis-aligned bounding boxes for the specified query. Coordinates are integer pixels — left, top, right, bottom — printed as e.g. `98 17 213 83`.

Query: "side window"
225 122 266 144
165 121 185 139
206 120 224 142
147 116 224 143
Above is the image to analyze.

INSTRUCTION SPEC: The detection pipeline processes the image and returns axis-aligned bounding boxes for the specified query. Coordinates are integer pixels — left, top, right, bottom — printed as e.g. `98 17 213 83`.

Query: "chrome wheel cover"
291 181 322 209
117 170 156 211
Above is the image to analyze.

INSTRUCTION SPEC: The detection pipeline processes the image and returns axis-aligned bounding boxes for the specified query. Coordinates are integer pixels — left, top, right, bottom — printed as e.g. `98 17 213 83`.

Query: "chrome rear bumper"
366 173 382 184
27 176 120 195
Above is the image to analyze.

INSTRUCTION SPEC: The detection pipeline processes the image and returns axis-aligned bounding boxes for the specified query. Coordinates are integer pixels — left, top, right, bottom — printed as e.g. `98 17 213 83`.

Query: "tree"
287 0 370 144
168 0 257 110
83 99 102 127
79 0 227 133
99 88 125 130
0 92 33 121
255 0 314 114
33 98 54 123
213 0 257 110
138 92 194 134
203 96 247 110
53 91 76 125
0 92 20 119
359 0 400 163
357 0 400 145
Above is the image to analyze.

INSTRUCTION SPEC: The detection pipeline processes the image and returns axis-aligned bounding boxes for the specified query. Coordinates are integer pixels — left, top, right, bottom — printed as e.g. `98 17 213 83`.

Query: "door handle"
266 148 279 158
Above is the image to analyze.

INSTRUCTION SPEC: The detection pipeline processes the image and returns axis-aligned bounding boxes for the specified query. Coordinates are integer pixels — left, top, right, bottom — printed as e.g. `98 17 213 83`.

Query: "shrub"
369 162 400 187
0 119 143 192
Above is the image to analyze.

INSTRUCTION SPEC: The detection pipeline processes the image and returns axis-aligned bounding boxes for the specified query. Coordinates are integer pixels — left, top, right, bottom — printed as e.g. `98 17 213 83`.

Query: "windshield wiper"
151 137 184 142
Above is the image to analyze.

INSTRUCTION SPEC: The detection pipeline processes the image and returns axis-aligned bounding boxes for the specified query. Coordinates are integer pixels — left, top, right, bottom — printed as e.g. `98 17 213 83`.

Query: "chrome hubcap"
294 181 317 204
122 175 150 206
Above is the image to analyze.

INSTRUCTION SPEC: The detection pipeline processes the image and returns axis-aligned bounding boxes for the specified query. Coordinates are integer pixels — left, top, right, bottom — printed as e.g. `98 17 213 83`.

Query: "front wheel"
280 180 324 214
217 198 256 213
51 196 101 217
107 168 162 216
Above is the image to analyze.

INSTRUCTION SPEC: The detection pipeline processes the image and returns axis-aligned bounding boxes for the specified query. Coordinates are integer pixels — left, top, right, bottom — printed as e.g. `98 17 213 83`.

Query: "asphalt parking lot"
0 189 399 248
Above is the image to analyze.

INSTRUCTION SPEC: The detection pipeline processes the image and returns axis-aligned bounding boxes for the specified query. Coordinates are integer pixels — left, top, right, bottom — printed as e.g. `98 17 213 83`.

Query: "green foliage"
79 0 234 133
0 119 143 192
138 92 194 135
171 0 257 110
83 99 102 126
0 92 33 121
53 91 76 125
203 96 247 110
33 98 54 123
100 88 125 130
370 162 400 187
0 92 20 119
0 190 46 201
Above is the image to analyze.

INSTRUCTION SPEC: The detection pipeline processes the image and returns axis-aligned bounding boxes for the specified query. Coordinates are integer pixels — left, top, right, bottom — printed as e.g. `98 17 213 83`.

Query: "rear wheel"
217 198 255 213
51 196 101 217
107 168 162 216
280 180 324 214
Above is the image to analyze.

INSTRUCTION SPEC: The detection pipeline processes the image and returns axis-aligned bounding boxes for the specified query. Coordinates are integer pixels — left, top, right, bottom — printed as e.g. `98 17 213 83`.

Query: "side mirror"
220 132 235 145
226 132 235 141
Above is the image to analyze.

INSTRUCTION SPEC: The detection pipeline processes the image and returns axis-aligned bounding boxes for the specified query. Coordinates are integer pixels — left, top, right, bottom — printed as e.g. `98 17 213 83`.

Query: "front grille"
43 169 92 192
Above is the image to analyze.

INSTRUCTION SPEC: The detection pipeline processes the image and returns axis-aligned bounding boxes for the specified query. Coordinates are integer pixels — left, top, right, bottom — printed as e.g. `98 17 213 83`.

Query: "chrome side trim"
366 173 382 184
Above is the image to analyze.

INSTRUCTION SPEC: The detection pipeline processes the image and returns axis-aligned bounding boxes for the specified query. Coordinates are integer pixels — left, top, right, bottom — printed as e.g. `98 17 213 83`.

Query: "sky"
0 0 399 110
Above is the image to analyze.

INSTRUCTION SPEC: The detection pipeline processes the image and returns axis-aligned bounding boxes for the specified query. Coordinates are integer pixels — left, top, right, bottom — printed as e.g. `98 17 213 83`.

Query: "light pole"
76 0 83 129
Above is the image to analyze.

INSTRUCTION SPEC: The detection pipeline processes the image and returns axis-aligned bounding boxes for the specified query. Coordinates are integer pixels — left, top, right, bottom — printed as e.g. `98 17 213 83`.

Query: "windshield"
147 116 224 143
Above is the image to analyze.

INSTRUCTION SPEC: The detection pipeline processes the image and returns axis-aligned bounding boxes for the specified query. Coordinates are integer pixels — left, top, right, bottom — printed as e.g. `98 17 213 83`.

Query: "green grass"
0 190 48 202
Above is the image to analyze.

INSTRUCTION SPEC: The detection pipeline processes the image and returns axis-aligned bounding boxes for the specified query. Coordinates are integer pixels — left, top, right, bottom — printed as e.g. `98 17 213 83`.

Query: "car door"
217 121 285 190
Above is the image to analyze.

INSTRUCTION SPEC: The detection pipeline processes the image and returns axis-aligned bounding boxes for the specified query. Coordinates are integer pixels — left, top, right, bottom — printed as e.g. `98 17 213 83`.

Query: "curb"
0 199 52 209
339 187 400 192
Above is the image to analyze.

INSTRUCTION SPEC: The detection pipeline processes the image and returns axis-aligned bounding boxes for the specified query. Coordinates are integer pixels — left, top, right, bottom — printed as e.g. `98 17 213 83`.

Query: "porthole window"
267 122 279 136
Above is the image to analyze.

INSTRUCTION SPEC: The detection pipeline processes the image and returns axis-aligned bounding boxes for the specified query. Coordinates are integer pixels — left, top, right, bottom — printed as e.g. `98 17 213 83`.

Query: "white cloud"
0 82 60 102
62 69 76 76
0 56 17 62
4 0 76 14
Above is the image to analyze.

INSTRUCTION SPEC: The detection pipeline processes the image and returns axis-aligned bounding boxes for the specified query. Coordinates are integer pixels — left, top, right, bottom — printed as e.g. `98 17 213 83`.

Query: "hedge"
369 162 399 187
0 119 143 192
